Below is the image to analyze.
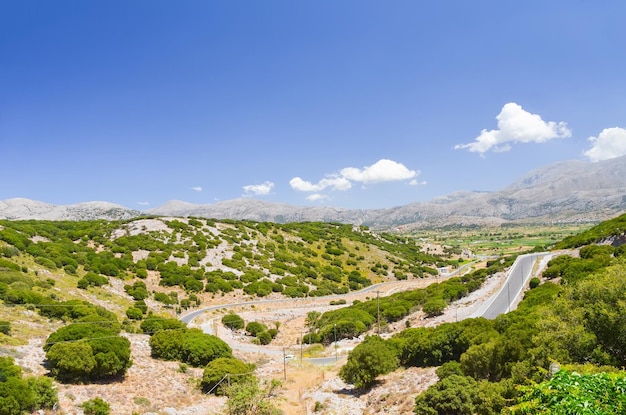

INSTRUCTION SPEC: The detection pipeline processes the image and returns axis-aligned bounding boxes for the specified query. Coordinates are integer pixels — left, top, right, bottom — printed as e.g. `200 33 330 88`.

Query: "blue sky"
2 1 625 210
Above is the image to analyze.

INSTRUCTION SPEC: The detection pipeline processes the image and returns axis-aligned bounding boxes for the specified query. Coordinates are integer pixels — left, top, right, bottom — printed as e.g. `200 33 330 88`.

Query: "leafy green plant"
507 370 626 414
339 335 399 389
149 328 232 366
201 357 256 395
222 313 245 330
80 397 111 415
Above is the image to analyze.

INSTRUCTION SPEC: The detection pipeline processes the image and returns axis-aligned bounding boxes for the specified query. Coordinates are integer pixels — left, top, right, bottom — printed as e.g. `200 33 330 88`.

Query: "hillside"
0 217 464 414
2 213 626 414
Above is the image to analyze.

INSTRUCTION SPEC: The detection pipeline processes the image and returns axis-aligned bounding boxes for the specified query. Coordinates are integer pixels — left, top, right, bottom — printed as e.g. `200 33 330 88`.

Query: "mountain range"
3 156 626 228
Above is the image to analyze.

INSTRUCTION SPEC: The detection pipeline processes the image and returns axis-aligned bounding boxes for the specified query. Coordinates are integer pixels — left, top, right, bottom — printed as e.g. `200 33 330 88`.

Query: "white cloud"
289 176 352 192
340 159 418 183
289 159 419 202
306 194 330 202
455 102 571 155
137 201 150 206
191 186 203 192
242 181 275 196
584 127 626 162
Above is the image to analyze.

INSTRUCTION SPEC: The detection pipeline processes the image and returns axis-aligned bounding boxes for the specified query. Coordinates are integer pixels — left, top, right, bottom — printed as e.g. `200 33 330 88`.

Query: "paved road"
180 259 479 325
473 252 549 319
178 256 522 365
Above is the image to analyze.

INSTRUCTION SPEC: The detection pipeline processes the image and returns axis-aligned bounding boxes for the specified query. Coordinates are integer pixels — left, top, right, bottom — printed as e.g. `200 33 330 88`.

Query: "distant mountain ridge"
3 156 626 228
0 198 141 221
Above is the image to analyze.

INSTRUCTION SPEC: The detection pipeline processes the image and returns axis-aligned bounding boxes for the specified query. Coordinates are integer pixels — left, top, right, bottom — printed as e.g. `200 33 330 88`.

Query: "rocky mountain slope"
3 156 626 227
0 198 141 221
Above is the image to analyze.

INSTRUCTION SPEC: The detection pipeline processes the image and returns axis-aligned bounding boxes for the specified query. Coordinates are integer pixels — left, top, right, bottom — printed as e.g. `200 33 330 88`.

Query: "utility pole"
334 324 337 363
300 330 303 366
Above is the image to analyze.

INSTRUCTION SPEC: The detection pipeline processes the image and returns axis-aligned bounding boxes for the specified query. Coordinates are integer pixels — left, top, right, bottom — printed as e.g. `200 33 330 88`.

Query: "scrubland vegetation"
337 214 626 414
0 213 625 414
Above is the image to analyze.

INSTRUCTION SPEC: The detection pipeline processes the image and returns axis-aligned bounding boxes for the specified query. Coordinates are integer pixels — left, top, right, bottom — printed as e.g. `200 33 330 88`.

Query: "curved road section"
473 252 549 319
179 255 546 362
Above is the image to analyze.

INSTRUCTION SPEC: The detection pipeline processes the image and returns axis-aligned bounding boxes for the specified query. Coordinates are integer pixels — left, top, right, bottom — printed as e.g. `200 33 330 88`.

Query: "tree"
140 316 185 334
126 307 143 320
223 378 282 415
305 311 321 328
422 298 447 317
46 341 97 381
149 328 232 367
246 321 267 337
414 375 478 415
339 336 399 389
201 357 256 395
44 323 131 382
222 313 245 330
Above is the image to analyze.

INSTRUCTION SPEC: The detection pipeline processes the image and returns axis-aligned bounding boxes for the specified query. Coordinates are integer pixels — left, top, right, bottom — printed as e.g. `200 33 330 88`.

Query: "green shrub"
126 307 143 320
154 291 177 305
149 328 232 367
140 316 185 334
201 357 256 394
339 336 399 389
0 356 58 413
422 298 447 317
34 256 57 269
77 272 109 289
81 397 111 415
44 322 131 382
222 313 245 330
303 333 322 344
245 321 267 337
0 259 20 272
124 281 149 300
0 320 10 335
257 331 272 345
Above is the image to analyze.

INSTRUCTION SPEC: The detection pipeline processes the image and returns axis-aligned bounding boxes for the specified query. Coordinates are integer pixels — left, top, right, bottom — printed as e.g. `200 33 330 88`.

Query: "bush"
414 375 478 415
44 323 131 382
422 298 447 317
222 313 245 330
140 316 185 334
246 321 267 337
201 357 256 394
339 336 399 389
77 272 109 289
0 356 58 414
149 328 232 367
257 331 272 345
529 277 541 289
81 397 111 415
303 332 322 344
508 370 626 414
124 281 149 300
0 320 10 335
126 307 143 320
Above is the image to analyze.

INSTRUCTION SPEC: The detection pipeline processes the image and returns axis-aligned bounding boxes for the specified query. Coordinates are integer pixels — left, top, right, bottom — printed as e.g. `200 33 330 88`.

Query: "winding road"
179 254 546 364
